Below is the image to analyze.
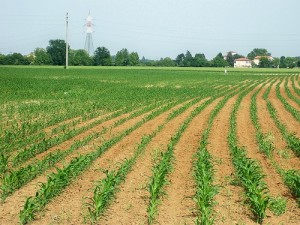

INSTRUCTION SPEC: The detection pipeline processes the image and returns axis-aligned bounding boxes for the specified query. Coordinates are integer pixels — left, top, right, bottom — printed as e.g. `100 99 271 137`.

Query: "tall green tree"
129 52 139 66
211 53 228 67
193 53 208 67
93 47 112 66
284 57 297 68
247 48 271 60
3 53 30 65
158 57 176 67
279 56 287 68
70 49 92 66
46 39 68 65
175 53 185 67
258 57 272 68
115 48 129 66
0 53 5 65
226 52 235 67
33 48 52 65
183 51 193 67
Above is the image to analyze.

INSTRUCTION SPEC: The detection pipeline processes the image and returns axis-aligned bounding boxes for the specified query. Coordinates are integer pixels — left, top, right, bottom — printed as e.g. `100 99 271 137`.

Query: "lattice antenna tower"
84 11 94 55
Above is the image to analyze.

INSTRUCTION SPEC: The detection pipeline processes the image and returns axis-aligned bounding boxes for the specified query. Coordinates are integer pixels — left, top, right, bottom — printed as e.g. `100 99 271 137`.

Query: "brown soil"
256 81 300 171
209 96 255 225
269 80 300 136
27 99 205 225
0 107 152 225
16 110 135 169
284 77 300 110
0 101 182 224
294 75 300 89
1 79 300 225
99 98 211 225
155 99 221 225
236 86 300 224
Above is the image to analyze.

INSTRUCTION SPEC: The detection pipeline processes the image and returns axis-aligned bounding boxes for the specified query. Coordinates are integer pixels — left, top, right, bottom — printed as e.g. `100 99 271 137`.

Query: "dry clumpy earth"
0 77 300 225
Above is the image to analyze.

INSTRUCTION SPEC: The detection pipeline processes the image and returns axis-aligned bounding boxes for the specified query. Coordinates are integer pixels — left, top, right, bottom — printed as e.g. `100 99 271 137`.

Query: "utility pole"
65 12 69 69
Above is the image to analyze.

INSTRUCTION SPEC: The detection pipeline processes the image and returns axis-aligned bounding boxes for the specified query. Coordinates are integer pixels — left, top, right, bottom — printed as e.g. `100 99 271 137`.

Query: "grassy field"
0 66 299 224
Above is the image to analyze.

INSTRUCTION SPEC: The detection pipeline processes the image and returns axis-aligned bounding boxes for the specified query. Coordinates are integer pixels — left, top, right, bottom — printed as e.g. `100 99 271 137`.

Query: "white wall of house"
253 59 260 65
253 56 273 65
234 60 252 68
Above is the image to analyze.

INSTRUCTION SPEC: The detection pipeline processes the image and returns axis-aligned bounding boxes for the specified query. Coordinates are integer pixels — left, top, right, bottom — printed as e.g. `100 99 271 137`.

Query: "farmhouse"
234 58 252 68
253 56 274 65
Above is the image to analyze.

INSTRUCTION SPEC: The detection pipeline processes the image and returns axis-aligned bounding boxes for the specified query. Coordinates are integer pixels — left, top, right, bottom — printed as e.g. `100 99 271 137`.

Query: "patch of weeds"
214 157 223 165
277 149 290 159
269 196 287 216
228 175 241 187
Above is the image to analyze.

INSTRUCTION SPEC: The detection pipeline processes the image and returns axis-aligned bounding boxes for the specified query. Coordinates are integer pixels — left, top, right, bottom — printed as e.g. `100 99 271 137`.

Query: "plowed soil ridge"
155 99 221 225
236 86 300 224
257 82 300 171
99 98 211 225
0 106 155 224
27 99 206 225
269 81 300 136
285 77 300 110
209 96 254 224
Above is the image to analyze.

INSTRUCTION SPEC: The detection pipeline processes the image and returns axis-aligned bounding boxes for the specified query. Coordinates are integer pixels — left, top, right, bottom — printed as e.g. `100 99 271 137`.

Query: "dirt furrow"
0 107 153 224
28 99 206 225
99 98 212 225
256 83 300 171
269 82 300 136
18 110 136 168
294 75 300 89
155 99 221 225
236 87 300 224
285 77 300 110
209 96 255 224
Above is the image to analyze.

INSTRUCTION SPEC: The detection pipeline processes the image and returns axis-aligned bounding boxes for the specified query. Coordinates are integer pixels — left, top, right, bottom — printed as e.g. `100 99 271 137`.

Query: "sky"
0 0 299 59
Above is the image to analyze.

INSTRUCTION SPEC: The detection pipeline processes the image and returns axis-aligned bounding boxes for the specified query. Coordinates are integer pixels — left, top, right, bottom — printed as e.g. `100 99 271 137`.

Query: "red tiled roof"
235 58 251 61
254 56 273 59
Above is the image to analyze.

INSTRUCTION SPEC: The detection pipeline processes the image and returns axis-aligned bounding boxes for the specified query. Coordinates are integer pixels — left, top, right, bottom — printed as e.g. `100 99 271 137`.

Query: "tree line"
0 39 299 68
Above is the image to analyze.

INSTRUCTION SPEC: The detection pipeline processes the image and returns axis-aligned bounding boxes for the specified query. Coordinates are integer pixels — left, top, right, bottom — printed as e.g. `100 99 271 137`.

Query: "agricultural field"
0 66 299 225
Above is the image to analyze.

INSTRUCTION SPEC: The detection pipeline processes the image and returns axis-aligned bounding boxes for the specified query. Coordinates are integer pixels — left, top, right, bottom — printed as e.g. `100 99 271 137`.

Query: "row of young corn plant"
1 108 103 145
1 110 114 156
84 94 223 224
2 103 157 157
250 80 276 158
1 109 123 170
193 81 256 225
262 81 300 205
284 77 300 107
291 75 300 97
0 130 104 201
0 99 188 201
192 87 245 225
0 103 95 146
86 126 163 224
275 79 300 122
18 98 197 224
193 136 217 225
10 100 173 167
228 84 270 224
0 99 168 157
147 82 253 224
250 78 300 206
147 85 242 224
263 80 300 157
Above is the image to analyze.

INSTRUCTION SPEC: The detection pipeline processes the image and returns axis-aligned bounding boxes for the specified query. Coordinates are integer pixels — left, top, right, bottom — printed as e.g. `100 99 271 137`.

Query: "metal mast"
84 11 94 55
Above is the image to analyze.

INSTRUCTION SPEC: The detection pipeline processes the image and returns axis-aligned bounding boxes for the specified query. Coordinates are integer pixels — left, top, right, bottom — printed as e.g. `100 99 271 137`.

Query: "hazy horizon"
0 0 299 60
